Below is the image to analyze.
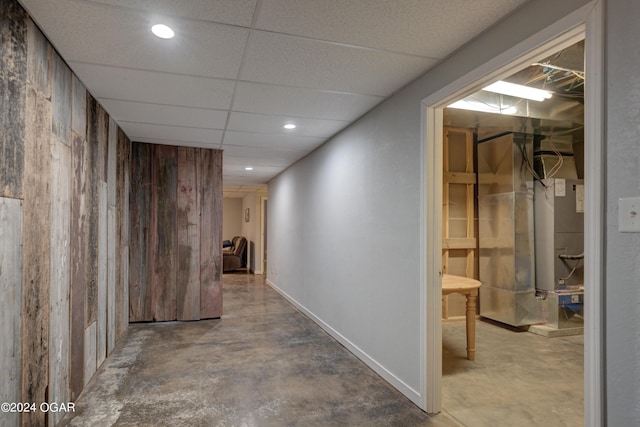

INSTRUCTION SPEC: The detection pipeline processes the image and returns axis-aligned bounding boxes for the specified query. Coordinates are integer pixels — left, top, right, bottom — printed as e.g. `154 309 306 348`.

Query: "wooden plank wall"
0 1 133 424
0 3 27 424
130 145 223 322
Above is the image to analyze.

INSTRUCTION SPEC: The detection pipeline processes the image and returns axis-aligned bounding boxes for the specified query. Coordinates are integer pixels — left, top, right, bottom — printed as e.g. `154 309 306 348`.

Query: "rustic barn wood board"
86 95 106 325
150 145 178 321
83 322 97 386
129 142 153 322
121 135 131 333
21 86 52 426
115 130 129 337
52 52 71 145
176 147 201 321
97 182 108 367
107 118 117 206
26 18 49 98
70 132 88 400
48 138 71 426
199 149 223 319
71 75 86 137
0 197 22 427
0 1 27 199
107 205 117 354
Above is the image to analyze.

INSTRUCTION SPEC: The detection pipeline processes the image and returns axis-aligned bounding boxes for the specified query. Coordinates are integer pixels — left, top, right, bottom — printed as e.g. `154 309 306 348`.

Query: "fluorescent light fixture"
151 24 175 39
283 123 296 130
448 99 517 115
245 167 254 171
483 81 552 102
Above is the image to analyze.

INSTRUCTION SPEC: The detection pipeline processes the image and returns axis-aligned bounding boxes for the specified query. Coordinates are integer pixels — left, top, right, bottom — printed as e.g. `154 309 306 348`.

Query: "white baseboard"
265 278 423 407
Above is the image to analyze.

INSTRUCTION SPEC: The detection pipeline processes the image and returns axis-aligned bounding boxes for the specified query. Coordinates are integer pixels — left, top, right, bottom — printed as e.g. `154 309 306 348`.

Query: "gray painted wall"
267 0 625 410
605 0 640 425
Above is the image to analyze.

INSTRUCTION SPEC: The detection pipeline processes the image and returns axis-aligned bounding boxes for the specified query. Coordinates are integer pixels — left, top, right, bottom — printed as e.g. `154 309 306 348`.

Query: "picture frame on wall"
245 208 250 222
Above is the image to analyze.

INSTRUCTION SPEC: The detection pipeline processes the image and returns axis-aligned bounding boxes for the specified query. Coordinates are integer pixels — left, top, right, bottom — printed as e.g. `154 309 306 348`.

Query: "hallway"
59 274 454 426
59 273 582 426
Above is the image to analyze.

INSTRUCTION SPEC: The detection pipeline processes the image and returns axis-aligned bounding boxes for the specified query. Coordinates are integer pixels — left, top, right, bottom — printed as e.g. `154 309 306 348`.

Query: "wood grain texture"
26 18 49 96
0 0 27 199
97 182 108 367
107 205 116 355
21 85 52 426
83 322 97 386
48 138 71 426
115 129 130 337
129 142 153 322
86 95 108 325
0 197 22 427
199 149 223 319
176 147 201 321
52 51 71 145
71 75 86 137
107 118 117 206
70 132 88 400
150 145 178 321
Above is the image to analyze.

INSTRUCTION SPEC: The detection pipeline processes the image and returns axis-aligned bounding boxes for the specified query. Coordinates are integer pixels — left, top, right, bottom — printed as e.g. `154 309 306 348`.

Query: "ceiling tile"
99 99 228 129
121 122 224 146
227 112 348 138
22 0 249 78
223 145 310 166
241 31 437 96
256 0 526 58
85 0 258 27
223 163 285 184
70 63 236 110
233 82 384 121
223 131 325 151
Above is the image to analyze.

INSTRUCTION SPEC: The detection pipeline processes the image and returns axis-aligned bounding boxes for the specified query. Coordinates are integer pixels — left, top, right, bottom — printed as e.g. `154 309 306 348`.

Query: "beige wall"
223 198 243 241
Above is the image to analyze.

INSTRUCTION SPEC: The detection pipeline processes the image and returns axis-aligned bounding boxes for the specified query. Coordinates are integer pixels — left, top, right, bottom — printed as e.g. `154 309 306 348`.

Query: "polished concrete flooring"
60 273 583 426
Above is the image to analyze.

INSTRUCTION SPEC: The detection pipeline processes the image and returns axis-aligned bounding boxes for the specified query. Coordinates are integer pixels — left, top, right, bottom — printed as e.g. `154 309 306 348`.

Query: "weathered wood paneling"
97 182 108 367
83 322 97 386
52 51 72 145
0 0 27 199
115 129 130 337
107 204 117 354
48 138 71 426
129 142 153 322
199 149 223 319
129 144 223 323
151 145 178 321
107 118 117 206
70 132 88 400
2 0 134 413
26 19 49 96
71 75 86 137
85 95 104 325
0 197 22 427
21 85 52 426
176 147 201 321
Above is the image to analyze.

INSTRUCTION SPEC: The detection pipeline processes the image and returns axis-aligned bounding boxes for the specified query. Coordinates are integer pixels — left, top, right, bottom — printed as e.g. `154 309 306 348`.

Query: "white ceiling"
19 0 526 185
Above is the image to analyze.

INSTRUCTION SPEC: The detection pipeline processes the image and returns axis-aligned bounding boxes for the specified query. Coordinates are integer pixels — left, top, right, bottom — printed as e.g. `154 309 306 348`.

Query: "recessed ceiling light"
151 24 175 39
245 167 254 171
283 123 296 130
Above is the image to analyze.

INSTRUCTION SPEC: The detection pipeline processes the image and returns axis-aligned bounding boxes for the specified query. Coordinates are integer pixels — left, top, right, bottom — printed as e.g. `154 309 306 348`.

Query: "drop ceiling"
18 0 527 186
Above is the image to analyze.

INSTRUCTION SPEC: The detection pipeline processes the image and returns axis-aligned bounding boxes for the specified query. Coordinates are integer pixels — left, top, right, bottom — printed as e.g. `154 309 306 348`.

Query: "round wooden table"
442 274 482 361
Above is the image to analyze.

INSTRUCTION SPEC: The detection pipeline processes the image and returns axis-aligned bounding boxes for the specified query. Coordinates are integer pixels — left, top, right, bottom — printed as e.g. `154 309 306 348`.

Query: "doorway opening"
421 2 603 425
440 39 586 425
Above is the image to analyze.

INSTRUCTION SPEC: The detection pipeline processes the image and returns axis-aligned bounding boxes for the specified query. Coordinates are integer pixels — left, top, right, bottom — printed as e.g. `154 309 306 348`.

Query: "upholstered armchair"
223 236 247 272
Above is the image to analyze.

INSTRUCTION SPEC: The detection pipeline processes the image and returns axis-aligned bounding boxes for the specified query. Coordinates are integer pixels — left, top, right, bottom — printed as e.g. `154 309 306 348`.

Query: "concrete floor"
442 319 583 427
59 273 583 426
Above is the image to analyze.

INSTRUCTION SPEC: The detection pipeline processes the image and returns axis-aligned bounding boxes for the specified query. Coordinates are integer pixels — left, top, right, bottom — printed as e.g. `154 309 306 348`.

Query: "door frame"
420 1 604 424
